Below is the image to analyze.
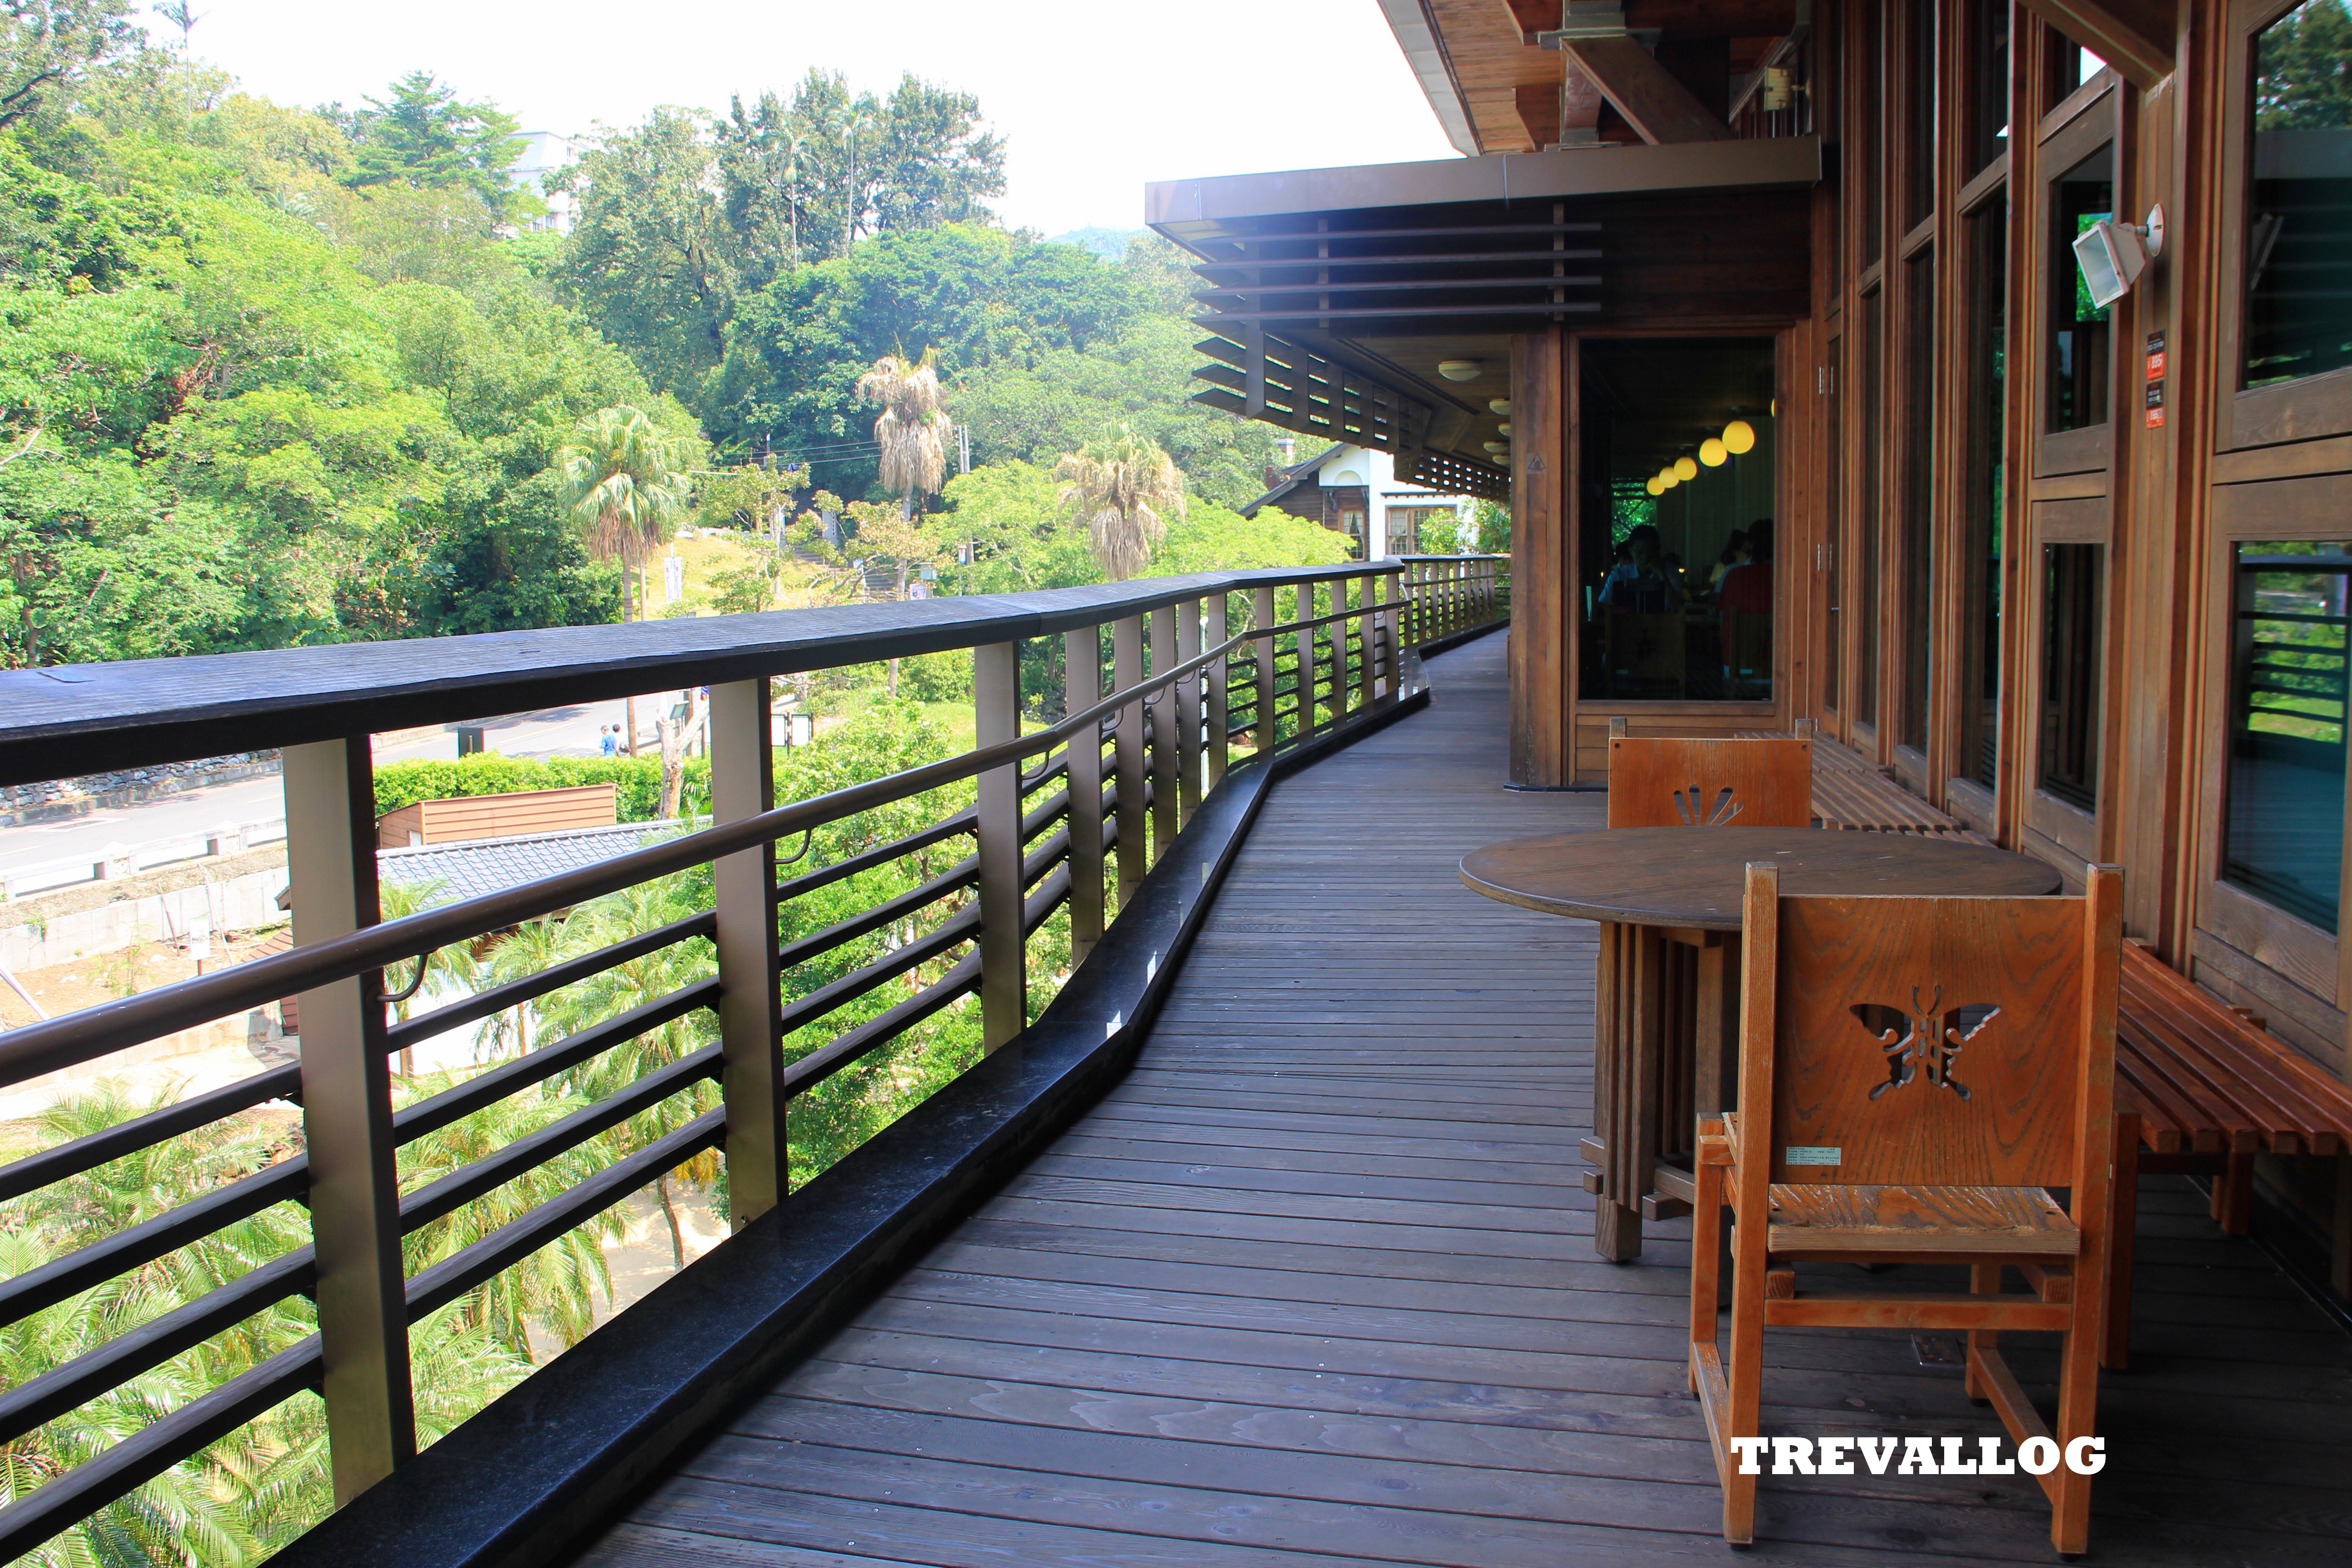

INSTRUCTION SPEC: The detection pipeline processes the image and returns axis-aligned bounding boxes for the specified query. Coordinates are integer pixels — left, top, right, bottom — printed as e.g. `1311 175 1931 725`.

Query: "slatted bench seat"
2108 938 2352 1366
1732 724 1990 843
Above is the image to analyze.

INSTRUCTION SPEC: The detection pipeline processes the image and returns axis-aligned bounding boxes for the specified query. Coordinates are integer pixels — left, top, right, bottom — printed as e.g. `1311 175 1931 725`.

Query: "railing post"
282 737 414 1504
1294 578 1318 745
1253 584 1278 750
1354 570 1376 716
1176 598 1204 822
709 677 784 1224
1150 603 1180 852
974 640 1026 1051
1112 614 1147 905
1063 625 1107 964
1205 592 1230 790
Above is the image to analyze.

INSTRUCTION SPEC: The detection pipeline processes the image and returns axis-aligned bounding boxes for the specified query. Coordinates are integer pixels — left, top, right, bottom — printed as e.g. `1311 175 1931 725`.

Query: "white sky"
155 0 1462 235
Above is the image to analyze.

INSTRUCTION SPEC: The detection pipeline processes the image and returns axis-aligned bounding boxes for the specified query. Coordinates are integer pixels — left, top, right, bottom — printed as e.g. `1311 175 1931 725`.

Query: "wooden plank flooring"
576 634 2352 1568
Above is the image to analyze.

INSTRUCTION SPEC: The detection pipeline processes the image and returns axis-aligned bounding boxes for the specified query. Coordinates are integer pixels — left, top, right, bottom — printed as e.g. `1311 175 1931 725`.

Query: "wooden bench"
1734 723 1990 843
2108 939 2352 1366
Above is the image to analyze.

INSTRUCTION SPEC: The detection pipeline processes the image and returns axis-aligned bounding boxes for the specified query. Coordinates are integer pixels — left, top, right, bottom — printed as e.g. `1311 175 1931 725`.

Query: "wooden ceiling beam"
1558 35 1733 143
2014 0 2176 87
1516 82 1563 149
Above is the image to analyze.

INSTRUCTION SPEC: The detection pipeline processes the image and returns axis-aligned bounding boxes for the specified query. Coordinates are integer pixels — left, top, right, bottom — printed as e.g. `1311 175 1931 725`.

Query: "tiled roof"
1238 442 1346 518
376 820 692 908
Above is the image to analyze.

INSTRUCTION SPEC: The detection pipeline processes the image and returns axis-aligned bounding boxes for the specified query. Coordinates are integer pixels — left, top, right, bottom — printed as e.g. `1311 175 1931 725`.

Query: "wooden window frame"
2034 90 2122 478
2217 0 2352 451
2195 474 2352 1010
2023 495 2110 863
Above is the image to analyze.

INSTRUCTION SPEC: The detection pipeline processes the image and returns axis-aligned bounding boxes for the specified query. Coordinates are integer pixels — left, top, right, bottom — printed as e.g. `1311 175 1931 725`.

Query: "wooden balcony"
6 568 2349 1567
523 635 2352 1568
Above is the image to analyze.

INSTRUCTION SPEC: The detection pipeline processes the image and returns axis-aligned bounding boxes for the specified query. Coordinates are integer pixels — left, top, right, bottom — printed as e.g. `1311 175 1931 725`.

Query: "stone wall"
0 753 281 828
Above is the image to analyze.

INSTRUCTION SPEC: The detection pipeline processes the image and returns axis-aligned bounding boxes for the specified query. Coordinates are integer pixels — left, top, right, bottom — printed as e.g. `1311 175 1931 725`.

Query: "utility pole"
957 421 970 474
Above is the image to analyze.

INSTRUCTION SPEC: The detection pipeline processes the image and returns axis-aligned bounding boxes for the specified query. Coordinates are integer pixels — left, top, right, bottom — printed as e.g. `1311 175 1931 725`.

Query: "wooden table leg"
1592 921 1663 1261
2103 1112 2141 1371
1694 939 1738 1119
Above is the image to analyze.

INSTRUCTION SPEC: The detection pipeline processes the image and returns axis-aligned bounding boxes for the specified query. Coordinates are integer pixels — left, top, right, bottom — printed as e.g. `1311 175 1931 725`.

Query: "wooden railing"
0 557 1504 1557
1396 554 1510 648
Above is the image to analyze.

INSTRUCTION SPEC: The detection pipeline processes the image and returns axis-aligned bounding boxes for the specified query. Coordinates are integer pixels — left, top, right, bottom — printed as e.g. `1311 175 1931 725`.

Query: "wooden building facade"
1153 0 2352 1279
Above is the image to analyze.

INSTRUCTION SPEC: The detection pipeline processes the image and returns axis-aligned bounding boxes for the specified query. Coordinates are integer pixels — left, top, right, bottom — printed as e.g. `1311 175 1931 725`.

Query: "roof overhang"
1146 138 1818 500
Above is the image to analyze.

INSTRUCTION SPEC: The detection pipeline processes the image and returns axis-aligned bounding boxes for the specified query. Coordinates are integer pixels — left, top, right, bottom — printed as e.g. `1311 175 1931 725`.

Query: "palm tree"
555 407 697 625
1054 426 1186 582
854 353 947 519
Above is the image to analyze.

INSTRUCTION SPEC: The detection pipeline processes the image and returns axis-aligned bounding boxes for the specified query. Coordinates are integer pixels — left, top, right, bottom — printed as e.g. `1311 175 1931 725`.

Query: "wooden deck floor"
576 634 2352 1568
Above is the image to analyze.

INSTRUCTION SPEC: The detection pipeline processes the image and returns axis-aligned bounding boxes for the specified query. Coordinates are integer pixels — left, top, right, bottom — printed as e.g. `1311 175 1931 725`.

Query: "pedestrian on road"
600 725 618 757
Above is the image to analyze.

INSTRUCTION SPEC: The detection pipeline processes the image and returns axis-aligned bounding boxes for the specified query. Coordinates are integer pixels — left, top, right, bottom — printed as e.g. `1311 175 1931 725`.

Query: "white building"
506 131 581 235
1239 441 1473 559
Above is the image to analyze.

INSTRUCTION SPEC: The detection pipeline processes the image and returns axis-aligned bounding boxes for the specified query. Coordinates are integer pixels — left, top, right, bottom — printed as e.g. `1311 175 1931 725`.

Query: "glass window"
1906 0 1939 227
2049 36 2107 104
1858 0 1884 262
2039 542 2104 811
2049 143 2114 432
2225 544 2349 930
1960 203 2008 789
1900 251 1937 750
1858 292 1886 722
1969 0 2012 175
1576 337 1776 702
1825 335 1844 710
2246 0 2352 387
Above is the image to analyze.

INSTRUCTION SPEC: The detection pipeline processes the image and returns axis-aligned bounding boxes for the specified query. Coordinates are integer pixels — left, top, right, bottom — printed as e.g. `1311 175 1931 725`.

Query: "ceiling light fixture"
1722 419 1756 455
1438 359 1483 382
1674 455 1698 481
1699 437 1729 467
1489 399 1512 415
1645 475 1666 496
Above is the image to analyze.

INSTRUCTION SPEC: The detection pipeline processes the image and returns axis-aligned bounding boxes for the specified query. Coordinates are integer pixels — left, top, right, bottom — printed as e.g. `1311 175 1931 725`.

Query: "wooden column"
283 737 414 1502
1151 604 1180 850
1294 579 1318 745
1064 624 1107 962
1253 584 1278 750
1176 599 1204 823
1354 572 1377 715
1511 326 1573 787
1113 614 1147 903
709 677 784 1223
1205 593 1230 789
973 641 1025 1050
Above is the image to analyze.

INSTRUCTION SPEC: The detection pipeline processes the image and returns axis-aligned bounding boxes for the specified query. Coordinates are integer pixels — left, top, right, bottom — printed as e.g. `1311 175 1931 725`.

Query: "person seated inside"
1597 524 1684 615
1705 529 1751 595
1717 518 1773 629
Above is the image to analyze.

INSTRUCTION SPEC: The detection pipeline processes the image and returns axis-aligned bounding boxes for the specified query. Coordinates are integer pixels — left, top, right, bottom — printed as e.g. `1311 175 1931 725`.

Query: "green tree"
555 404 698 622
1055 425 1184 581
0 0 137 131
559 108 731 403
856 351 946 517
716 224 1137 498
335 71 526 220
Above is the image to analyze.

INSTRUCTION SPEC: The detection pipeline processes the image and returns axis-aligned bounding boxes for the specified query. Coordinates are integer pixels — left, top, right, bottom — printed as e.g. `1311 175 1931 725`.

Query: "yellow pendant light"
1699 437 1729 467
1673 455 1698 481
1645 475 1665 496
1722 419 1757 455
1658 467 1679 490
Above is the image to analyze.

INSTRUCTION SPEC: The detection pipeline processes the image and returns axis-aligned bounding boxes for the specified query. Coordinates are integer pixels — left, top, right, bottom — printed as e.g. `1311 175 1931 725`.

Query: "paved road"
0 695 686 882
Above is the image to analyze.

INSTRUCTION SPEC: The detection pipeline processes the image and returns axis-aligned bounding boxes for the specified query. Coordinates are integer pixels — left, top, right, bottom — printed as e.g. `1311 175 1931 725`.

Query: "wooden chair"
1689 861 2122 1556
1604 722 1813 829
1601 611 1687 699
1723 609 1773 700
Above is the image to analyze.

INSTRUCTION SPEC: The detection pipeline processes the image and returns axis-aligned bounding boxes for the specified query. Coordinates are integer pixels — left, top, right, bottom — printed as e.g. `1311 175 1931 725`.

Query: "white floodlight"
2072 205 2166 310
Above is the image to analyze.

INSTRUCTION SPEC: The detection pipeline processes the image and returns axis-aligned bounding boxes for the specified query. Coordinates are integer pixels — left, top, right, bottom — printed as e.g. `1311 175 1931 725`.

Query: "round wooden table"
1460 828 2062 1260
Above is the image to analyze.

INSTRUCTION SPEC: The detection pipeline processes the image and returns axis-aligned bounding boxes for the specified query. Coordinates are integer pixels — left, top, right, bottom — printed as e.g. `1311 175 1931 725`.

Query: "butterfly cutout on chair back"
1852 988 2000 1102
